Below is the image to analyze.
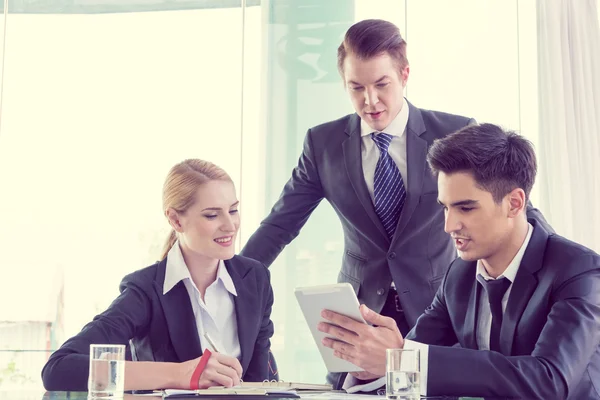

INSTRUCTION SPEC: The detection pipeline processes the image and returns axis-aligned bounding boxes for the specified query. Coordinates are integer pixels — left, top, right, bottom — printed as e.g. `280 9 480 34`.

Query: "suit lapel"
391 102 428 246
343 114 390 243
154 259 203 362
500 222 547 355
228 258 257 374
463 262 480 350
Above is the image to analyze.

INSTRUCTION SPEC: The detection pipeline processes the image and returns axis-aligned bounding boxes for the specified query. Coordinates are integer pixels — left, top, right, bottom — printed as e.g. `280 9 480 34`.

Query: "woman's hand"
181 352 243 389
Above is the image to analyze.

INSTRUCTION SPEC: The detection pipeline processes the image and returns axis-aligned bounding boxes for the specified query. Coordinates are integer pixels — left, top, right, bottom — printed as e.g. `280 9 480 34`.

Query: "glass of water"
88 344 125 398
386 348 420 399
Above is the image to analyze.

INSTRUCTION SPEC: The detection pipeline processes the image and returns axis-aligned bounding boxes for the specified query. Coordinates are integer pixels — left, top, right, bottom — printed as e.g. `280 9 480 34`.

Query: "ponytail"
160 229 177 260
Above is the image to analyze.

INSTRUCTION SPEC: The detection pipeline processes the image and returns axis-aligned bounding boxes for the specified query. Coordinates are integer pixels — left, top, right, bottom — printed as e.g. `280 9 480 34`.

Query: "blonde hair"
160 159 231 260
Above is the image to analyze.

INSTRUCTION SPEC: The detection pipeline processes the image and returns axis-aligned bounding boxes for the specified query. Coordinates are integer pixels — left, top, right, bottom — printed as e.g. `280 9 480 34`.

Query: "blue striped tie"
372 132 406 238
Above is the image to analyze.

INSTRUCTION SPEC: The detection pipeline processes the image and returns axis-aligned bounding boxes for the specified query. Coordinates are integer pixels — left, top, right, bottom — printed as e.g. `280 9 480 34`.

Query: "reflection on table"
0 391 162 400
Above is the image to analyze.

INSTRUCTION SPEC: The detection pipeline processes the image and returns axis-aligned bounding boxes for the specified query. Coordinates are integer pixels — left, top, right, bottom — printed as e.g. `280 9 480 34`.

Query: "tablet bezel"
294 282 367 373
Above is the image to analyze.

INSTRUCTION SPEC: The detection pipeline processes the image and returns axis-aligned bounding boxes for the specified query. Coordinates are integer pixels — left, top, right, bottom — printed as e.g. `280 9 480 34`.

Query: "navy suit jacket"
41 255 276 391
241 101 550 327
242 102 477 325
406 220 600 399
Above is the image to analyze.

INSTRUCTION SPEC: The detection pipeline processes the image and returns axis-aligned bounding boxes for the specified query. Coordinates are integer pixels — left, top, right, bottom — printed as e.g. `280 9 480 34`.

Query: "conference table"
0 390 511 400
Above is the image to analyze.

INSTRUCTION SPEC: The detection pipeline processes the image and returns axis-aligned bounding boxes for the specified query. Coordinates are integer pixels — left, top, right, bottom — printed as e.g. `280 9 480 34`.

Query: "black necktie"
476 274 511 352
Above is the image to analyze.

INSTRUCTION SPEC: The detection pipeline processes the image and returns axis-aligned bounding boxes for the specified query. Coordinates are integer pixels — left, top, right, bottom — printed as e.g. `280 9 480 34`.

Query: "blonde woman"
42 159 277 391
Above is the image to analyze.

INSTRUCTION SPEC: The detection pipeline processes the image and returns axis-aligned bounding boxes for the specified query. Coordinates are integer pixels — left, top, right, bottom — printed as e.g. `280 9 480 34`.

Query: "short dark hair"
427 123 537 203
337 19 408 76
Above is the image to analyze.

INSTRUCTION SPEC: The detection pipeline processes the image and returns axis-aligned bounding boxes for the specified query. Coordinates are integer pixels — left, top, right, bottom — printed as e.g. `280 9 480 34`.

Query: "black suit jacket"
41 255 276 391
406 220 600 399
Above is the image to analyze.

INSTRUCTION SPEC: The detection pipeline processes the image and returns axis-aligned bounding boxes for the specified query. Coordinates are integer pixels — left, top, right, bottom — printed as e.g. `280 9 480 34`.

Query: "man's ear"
507 188 526 218
165 208 184 232
400 65 410 86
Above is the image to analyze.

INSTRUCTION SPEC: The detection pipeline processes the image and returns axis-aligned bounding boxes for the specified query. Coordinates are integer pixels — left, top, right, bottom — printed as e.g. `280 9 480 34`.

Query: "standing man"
241 18 547 353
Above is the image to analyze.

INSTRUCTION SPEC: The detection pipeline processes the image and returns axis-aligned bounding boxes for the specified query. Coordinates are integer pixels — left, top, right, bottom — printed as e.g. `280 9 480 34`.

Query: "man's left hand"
318 304 404 377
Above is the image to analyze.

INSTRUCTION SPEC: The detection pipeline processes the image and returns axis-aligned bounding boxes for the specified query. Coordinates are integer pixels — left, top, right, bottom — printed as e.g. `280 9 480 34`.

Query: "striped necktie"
371 132 406 238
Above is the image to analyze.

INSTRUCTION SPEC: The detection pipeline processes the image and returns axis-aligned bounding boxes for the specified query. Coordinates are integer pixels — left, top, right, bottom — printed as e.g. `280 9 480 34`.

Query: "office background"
0 0 598 389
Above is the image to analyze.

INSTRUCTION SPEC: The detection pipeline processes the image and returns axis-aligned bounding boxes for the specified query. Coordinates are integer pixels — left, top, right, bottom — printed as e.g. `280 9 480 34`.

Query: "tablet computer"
294 283 367 373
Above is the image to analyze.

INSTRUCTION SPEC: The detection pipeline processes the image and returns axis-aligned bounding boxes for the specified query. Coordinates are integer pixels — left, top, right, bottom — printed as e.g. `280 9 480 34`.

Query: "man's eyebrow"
347 76 389 86
437 199 479 207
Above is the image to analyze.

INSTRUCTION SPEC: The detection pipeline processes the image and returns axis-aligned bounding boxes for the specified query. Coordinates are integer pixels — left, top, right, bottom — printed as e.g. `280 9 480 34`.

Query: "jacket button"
377 288 385 296
388 252 396 260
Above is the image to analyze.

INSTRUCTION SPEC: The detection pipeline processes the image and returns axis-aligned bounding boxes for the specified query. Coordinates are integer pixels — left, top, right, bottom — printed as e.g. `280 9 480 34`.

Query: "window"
0 4 244 388
0 0 550 388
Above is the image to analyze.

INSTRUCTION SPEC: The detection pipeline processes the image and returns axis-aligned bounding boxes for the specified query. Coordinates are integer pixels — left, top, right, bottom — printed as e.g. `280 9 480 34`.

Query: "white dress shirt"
362 99 409 289
360 97 410 201
405 223 534 396
476 223 533 350
163 241 241 359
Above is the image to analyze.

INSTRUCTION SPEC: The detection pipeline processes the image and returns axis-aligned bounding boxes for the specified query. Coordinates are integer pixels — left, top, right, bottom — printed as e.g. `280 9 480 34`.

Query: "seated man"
318 123 600 399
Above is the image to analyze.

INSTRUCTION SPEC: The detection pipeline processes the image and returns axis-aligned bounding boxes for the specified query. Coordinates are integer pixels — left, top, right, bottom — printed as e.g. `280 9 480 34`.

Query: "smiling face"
343 52 409 132
168 180 240 262
437 171 516 265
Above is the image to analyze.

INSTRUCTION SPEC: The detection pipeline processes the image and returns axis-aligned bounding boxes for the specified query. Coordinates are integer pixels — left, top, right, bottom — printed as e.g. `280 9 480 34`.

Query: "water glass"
88 344 125 398
386 348 420 399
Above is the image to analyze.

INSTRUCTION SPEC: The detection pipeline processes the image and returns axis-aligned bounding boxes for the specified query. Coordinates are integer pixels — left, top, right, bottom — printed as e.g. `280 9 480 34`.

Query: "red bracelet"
190 349 212 390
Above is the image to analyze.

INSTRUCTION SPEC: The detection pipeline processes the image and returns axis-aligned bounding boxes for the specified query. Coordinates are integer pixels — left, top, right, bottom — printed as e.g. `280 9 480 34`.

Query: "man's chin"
457 250 478 262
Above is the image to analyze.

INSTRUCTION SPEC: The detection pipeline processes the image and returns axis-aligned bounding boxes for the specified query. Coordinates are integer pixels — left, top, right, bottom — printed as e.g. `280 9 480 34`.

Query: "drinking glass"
386 348 420 399
88 344 125 398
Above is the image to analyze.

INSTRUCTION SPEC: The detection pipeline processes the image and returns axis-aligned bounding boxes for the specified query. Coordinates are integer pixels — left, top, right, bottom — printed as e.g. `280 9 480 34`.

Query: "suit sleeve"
405 264 458 346
41 278 152 391
243 267 276 382
426 255 600 399
240 129 325 267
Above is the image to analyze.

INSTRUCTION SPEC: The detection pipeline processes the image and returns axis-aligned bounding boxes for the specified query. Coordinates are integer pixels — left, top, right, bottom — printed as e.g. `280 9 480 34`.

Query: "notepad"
164 387 272 396
163 387 299 398
163 382 332 398
240 381 332 391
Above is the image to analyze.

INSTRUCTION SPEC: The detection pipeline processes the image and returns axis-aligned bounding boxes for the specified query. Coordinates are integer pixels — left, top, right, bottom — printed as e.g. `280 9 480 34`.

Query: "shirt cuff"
342 374 386 394
403 340 428 397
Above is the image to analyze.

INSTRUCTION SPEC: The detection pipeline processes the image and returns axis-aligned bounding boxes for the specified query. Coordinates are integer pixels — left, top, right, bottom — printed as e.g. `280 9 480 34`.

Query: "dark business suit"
242 102 473 325
41 255 276 391
242 101 549 326
406 219 600 399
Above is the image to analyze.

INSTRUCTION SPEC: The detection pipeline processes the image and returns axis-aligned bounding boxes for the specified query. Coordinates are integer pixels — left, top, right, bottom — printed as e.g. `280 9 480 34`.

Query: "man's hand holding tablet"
295 283 404 377
319 303 404 378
